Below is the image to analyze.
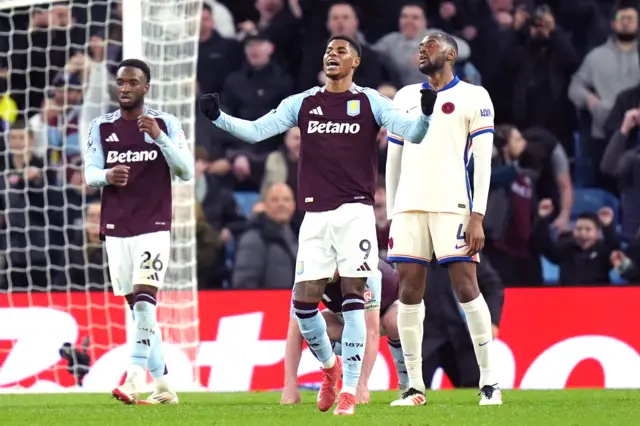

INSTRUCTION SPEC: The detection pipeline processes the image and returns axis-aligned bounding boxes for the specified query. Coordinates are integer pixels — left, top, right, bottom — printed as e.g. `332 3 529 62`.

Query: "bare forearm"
283 316 303 387
358 331 380 387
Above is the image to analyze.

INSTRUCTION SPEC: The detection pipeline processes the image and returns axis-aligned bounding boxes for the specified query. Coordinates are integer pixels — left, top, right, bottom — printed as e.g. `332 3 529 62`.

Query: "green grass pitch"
1 390 639 425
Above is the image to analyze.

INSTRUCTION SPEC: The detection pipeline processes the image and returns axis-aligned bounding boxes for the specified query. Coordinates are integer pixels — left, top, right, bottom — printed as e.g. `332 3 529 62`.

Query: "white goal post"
0 0 201 392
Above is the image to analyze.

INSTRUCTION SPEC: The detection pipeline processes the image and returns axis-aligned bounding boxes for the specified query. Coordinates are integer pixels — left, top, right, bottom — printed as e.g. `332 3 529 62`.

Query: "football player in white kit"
386 33 502 406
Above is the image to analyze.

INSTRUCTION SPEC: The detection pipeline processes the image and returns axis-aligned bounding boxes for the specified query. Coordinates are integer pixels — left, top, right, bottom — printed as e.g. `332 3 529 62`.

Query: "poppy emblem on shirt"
388 237 394 250
442 102 455 114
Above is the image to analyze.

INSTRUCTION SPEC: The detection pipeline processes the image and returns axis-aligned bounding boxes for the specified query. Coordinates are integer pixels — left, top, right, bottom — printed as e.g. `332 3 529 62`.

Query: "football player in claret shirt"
83 59 194 405
386 33 500 406
200 35 437 415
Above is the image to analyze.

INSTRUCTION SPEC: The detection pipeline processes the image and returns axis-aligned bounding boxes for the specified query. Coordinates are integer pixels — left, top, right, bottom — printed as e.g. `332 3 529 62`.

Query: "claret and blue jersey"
212 83 430 212
83 108 194 238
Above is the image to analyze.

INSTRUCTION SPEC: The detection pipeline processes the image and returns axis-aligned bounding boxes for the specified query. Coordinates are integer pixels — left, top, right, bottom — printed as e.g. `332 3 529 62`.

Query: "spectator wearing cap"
218 32 294 191
46 73 83 162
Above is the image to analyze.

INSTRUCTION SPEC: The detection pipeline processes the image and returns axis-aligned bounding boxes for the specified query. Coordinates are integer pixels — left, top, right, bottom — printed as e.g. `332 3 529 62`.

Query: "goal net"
0 0 201 392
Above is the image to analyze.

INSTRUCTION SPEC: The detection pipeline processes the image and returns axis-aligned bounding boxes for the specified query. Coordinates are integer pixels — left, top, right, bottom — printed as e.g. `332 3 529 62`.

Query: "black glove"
420 89 438 116
199 93 221 121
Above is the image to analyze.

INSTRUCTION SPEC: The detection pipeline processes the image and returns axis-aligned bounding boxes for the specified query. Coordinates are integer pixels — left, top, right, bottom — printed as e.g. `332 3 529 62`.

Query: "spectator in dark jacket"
0 123 63 290
219 32 295 191
506 5 580 149
601 85 640 241
197 2 244 96
533 200 620 285
232 183 297 289
422 255 504 388
54 201 107 291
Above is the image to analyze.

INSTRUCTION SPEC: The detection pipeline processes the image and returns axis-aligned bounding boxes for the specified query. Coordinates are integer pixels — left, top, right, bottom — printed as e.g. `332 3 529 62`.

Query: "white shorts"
105 231 171 296
295 203 378 283
387 212 480 265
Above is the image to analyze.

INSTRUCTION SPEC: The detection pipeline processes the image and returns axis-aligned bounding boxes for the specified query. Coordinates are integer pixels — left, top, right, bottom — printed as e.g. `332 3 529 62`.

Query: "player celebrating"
280 260 408 405
199 35 436 415
83 59 194 405
386 33 501 406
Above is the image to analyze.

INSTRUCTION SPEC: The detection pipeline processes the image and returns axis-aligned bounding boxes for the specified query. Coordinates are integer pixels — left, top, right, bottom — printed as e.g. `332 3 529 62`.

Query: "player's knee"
382 311 399 340
340 277 365 296
292 299 319 319
448 263 480 302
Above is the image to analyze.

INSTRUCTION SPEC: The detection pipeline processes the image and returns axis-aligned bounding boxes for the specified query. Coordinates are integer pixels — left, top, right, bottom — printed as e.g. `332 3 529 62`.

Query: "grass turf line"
1 390 639 426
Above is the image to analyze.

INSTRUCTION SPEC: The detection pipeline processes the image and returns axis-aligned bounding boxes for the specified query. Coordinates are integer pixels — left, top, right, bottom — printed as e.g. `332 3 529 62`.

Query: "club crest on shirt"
347 100 360 117
296 261 304 275
442 102 455 114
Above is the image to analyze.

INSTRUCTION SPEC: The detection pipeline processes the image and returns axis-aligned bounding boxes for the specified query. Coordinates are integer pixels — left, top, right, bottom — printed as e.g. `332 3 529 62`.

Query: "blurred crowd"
1 0 640 292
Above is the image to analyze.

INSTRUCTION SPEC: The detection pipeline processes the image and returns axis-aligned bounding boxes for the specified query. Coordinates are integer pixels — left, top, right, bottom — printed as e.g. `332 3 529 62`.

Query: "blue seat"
540 256 559 284
233 191 260 218
571 188 620 223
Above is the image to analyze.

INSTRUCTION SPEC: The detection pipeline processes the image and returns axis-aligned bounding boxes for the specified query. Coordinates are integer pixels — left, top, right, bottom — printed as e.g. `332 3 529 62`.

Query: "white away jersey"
387 77 494 216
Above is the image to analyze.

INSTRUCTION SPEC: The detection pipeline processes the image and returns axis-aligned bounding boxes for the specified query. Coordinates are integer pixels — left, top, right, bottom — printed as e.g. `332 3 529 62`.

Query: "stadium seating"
541 256 559 284
571 188 620 223
233 191 260 218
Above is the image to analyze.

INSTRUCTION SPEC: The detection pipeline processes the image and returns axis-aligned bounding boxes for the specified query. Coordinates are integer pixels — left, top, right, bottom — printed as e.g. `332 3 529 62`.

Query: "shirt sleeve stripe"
470 126 494 139
387 134 404 146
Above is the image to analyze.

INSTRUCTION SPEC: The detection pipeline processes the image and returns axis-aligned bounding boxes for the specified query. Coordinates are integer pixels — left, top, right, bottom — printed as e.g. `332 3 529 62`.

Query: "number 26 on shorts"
140 251 164 271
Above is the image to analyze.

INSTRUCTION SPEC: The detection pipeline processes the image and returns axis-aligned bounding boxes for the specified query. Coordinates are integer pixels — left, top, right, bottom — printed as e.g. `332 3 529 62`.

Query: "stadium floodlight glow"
0 0 202 391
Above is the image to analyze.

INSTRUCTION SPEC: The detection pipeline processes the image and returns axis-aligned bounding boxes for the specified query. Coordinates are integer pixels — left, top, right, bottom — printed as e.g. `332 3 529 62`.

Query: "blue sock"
332 341 342 356
147 327 168 378
341 294 366 395
131 301 168 378
131 293 158 369
388 339 409 388
292 300 335 367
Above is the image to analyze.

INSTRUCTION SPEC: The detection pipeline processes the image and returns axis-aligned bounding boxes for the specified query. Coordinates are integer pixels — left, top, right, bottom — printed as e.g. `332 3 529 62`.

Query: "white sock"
323 353 336 369
154 374 172 392
397 302 426 392
460 294 497 388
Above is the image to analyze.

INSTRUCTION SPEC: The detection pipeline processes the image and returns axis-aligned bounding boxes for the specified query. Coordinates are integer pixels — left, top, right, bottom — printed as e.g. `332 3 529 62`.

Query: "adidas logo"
356 262 371 272
346 354 362 362
309 106 324 115
106 133 119 142
147 272 160 281
136 339 151 347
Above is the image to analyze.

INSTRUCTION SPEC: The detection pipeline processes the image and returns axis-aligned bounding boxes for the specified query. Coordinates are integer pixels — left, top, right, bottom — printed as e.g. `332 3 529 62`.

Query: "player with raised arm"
386 33 501 406
199 35 437 415
280 260 408 405
83 59 194 405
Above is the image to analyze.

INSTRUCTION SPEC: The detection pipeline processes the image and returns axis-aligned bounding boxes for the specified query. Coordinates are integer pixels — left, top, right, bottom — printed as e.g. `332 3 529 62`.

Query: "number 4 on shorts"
456 224 466 241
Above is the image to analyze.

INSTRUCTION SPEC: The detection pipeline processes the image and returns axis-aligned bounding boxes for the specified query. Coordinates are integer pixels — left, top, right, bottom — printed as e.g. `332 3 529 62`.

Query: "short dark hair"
117 59 151 83
327 34 362 57
9 120 33 137
576 212 601 229
402 1 427 18
202 2 212 13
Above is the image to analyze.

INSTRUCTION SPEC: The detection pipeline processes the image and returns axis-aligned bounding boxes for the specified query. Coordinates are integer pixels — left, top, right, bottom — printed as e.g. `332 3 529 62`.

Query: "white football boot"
112 365 145 405
390 387 427 406
479 384 502 406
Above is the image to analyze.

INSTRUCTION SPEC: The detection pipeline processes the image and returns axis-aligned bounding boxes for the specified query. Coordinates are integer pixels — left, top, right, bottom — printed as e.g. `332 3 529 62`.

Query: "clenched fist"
420 89 438 116
199 93 221 121
107 165 130 186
